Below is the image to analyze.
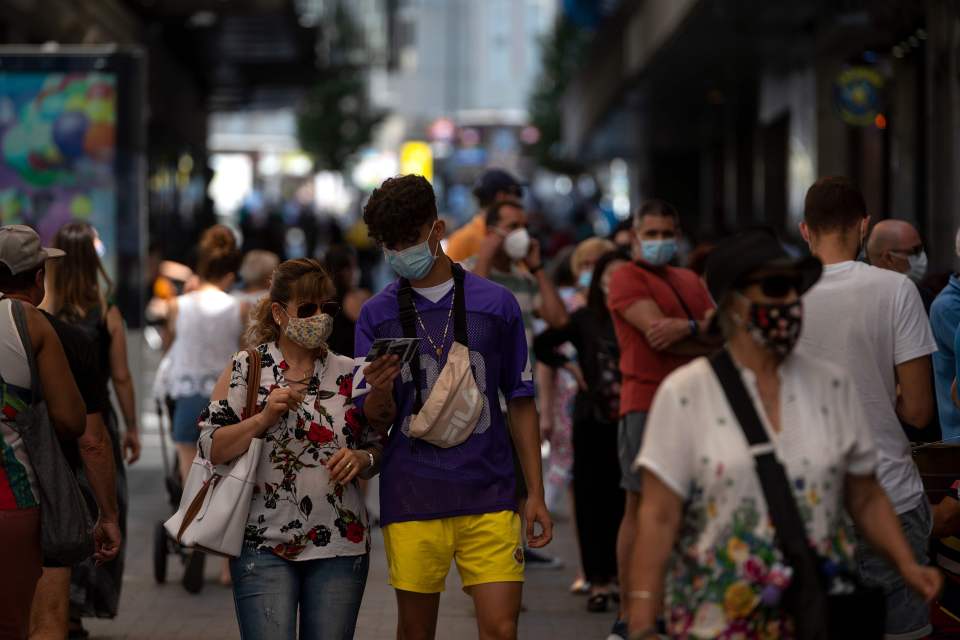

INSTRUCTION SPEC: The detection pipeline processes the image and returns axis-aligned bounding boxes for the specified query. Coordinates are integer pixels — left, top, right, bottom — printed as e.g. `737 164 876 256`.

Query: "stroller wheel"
153 521 168 584
182 549 206 594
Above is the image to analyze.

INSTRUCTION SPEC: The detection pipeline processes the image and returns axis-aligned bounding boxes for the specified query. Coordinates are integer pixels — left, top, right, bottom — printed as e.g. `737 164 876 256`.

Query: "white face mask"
890 249 927 282
502 228 531 261
906 250 928 282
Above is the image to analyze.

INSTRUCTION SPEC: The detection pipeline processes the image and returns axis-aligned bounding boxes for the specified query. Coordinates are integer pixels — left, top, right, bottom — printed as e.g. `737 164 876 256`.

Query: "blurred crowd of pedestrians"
6 165 960 640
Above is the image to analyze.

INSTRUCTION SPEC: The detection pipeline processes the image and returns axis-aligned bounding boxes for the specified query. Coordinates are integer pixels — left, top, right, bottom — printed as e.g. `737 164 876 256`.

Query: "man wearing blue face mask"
356 175 553 640
604 199 717 639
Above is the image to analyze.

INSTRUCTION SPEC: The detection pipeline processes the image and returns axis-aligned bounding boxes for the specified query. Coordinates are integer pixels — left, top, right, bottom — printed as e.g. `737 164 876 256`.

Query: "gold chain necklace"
414 299 454 357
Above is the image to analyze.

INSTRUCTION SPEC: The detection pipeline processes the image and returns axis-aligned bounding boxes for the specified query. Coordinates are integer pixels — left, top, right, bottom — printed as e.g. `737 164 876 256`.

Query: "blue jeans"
856 499 933 640
171 394 209 443
229 545 369 640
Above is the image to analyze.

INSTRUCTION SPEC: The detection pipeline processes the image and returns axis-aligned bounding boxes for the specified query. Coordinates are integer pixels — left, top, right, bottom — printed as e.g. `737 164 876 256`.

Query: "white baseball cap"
0 225 65 275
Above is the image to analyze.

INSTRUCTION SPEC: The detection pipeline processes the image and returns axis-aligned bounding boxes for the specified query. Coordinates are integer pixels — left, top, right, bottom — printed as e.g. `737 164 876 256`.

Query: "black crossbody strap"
396 260 468 412
451 263 468 346
397 278 423 411
634 261 694 321
709 350 828 639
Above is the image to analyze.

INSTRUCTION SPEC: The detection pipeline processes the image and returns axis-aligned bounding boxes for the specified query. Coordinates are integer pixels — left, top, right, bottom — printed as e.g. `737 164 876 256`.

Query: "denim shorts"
856 499 933 640
171 394 209 444
617 411 648 493
230 545 369 640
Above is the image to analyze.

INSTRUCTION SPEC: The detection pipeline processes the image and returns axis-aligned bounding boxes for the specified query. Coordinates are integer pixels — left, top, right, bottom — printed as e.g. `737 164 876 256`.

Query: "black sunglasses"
288 301 340 318
741 274 802 298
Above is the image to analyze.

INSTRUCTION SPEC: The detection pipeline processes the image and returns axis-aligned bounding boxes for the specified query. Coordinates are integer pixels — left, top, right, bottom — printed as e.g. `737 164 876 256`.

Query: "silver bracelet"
365 450 375 470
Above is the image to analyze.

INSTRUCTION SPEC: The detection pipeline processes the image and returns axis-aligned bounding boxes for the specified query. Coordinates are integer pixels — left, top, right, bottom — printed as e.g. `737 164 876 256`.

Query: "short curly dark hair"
363 175 438 248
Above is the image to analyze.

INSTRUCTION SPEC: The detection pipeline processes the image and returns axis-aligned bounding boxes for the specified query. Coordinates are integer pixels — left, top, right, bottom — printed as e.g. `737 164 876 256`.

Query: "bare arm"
78 413 119 521
619 300 717 356
161 297 178 352
471 233 503 279
106 306 138 436
535 362 556 439
895 356 934 428
845 474 942 600
507 396 553 548
359 355 401 431
80 412 122 563
628 470 683 634
532 269 568 329
28 306 85 438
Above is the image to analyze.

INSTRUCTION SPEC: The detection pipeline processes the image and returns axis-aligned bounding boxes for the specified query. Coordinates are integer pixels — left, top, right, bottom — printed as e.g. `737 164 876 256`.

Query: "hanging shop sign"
834 67 885 127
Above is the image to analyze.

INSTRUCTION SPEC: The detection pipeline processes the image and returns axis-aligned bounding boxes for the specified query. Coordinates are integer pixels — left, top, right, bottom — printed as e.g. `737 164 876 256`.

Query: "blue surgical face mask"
384 222 438 281
577 271 592 289
640 238 677 266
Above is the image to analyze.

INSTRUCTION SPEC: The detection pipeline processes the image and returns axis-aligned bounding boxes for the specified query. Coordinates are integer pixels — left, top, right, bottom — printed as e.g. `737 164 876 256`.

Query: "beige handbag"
399 263 482 448
164 348 262 557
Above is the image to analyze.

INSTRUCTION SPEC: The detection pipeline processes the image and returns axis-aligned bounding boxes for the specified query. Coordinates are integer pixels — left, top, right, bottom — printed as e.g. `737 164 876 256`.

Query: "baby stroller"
152 396 208 593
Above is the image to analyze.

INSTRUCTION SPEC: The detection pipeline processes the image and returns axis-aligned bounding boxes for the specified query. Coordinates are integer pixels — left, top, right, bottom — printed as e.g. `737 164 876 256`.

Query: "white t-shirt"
800 260 936 514
412 278 453 303
635 352 876 637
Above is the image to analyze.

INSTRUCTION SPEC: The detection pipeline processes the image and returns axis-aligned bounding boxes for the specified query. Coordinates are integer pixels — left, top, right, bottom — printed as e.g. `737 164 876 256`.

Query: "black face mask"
745 300 804 357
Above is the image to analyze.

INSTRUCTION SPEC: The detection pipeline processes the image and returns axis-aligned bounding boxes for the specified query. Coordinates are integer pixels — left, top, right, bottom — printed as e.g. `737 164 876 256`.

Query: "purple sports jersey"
355 271 534 526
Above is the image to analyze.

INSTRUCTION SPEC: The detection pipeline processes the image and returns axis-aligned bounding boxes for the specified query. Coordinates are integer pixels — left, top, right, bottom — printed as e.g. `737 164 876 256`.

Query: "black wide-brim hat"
704 229 823 305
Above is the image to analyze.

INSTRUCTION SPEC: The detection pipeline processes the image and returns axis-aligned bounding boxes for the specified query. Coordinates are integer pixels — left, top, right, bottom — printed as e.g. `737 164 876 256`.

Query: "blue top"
929 275 960 440
355 271 535 525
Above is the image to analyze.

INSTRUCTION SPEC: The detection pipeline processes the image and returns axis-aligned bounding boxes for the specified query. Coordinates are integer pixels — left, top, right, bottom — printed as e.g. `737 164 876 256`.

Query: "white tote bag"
164 348 262 558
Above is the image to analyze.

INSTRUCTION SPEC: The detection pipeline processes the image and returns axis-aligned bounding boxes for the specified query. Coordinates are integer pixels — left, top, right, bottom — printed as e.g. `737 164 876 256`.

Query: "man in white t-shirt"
799 177 937 640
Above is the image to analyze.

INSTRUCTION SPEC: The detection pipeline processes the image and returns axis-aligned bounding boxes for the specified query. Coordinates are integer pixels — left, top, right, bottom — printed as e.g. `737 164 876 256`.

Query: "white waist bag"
164 348 262 558
400 263 482 448
408 341 482 448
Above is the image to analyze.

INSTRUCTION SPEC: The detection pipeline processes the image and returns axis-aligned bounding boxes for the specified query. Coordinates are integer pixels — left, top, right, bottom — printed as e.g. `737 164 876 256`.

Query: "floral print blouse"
197 342 382 561
636 351 877 639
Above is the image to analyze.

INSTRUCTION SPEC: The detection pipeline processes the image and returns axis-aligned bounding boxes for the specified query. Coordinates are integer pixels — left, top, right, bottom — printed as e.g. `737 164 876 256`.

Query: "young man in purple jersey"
356 175 553 639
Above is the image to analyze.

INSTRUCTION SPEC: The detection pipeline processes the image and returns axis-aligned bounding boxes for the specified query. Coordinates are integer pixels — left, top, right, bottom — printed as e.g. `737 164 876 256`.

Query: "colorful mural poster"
0 71 118 274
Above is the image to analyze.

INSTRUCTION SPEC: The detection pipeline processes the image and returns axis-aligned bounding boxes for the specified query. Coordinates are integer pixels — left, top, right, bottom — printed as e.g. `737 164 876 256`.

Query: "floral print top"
197 342 382 561
636 351 877 639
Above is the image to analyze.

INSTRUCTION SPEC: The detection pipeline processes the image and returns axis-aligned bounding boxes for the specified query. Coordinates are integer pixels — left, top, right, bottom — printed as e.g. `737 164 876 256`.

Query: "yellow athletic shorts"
381 510 525 593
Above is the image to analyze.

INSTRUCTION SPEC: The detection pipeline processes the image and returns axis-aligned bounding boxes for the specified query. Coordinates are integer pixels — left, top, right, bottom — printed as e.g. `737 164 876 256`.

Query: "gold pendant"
436 347 443 356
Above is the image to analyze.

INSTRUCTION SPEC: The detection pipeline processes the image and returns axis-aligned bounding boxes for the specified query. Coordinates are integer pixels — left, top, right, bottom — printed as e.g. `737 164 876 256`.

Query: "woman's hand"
326 448 371 485
901 563 943 602
563 362 588 391
364 355 401 392
256 387 304 432
123 429 141 464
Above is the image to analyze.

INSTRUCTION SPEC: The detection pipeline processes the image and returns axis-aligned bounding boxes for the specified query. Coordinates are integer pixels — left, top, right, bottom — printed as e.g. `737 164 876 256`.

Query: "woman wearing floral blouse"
198 258 400 639
627 232 941 640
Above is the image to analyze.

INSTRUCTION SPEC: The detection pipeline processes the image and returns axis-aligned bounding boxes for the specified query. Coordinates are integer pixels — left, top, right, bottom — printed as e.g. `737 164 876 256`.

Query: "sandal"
569 577 591 595
587 592 611 613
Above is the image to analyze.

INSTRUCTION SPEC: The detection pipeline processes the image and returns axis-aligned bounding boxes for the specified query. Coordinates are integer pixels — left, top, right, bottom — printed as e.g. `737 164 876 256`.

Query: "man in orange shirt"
447 168 523 262
606 199 717 639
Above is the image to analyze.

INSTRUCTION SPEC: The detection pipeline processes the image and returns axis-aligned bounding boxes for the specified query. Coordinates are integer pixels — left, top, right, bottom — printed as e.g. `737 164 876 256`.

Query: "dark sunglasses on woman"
741 274 802 299
289 301 340 318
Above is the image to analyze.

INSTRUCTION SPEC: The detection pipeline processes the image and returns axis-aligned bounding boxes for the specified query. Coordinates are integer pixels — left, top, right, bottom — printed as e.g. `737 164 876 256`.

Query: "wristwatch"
365 450 376 470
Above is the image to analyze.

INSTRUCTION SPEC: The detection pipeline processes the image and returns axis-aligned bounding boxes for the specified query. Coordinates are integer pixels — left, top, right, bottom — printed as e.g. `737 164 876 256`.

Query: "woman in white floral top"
627 232 941 640
198 258 399 639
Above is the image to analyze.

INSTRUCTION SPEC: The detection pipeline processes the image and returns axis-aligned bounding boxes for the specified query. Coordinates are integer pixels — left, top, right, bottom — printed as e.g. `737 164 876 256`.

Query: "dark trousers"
572 416 624 584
